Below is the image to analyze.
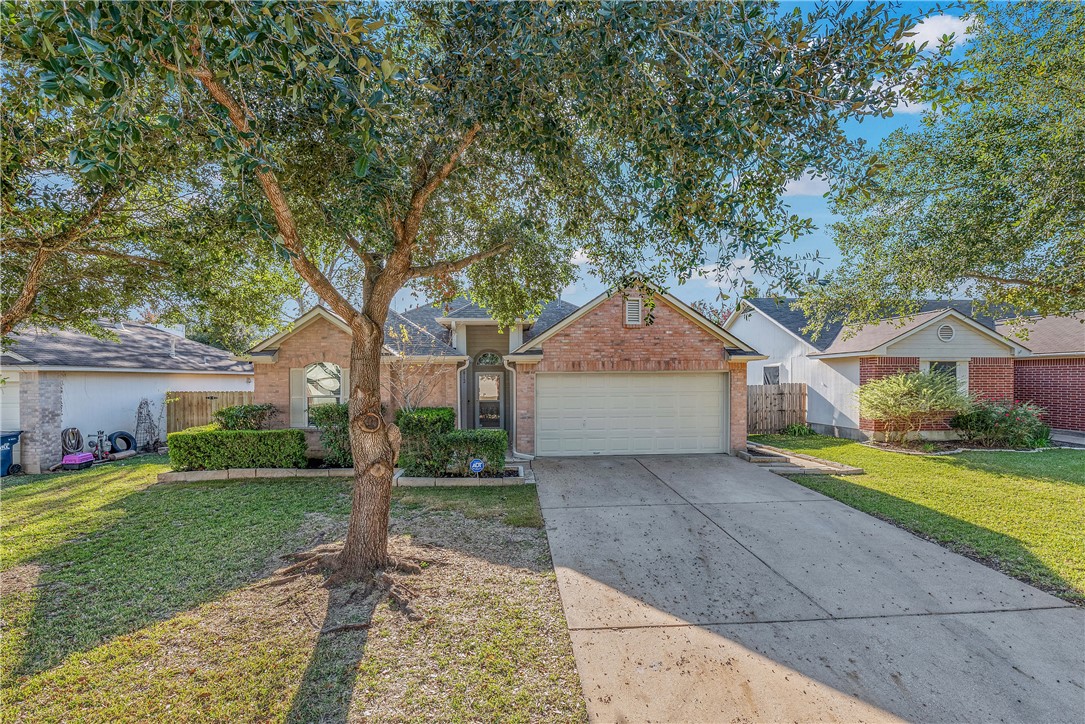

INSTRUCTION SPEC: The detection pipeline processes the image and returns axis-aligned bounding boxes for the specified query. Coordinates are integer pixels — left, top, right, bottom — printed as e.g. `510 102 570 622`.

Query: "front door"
475 371 504 429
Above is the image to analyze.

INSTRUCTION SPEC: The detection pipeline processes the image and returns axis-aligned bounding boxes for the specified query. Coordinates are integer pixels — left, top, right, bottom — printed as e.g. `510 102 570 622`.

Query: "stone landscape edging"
157 465 532 486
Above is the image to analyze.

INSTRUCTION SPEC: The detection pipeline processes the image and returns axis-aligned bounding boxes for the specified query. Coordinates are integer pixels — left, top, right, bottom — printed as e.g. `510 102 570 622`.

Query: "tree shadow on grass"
790 471 1084 604
10 476 352 679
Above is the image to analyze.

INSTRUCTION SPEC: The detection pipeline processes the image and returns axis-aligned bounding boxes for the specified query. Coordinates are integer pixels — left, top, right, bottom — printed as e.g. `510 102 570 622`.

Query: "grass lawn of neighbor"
753 434 1085 604
0 456 585 723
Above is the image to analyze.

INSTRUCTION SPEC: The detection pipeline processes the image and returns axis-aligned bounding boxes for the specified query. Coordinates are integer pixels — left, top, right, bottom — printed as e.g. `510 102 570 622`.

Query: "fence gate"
747 383 807 434
167 391 253 433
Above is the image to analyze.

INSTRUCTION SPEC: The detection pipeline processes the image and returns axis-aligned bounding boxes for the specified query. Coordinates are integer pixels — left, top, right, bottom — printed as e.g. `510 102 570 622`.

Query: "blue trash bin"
0 430 24 477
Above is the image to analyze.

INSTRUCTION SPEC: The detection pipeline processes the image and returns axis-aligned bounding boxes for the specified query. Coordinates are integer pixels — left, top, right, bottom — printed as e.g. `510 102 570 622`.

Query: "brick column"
728 362 748 454
18 371 65 474
514 365 536 454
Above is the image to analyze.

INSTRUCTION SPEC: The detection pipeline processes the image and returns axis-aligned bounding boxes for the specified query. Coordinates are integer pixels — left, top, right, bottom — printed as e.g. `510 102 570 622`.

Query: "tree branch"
408 241 513 279
159 53 362 328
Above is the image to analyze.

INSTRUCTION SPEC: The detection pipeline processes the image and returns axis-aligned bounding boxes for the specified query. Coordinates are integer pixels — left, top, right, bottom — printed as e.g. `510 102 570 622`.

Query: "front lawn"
753 435 1085 604
0 457 585 722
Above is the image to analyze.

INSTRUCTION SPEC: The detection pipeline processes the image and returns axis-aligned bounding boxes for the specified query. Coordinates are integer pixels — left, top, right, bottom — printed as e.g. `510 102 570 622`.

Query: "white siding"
61 371 252 440
727 309 861 433
887 322 1011 358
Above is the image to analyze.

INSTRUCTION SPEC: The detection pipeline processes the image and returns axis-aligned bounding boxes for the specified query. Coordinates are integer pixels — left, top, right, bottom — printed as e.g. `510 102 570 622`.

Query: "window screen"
763 366 780 385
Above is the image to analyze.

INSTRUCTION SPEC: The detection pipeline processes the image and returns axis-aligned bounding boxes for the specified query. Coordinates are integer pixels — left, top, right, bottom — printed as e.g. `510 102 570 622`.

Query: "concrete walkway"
535 455 1084 723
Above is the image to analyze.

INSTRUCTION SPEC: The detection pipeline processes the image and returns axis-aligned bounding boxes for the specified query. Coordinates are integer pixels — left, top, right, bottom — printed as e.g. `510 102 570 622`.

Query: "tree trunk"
337 321 401 577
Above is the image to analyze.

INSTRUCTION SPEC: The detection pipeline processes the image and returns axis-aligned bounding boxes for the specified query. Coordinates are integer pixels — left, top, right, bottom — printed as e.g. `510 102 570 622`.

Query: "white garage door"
535 372 728 456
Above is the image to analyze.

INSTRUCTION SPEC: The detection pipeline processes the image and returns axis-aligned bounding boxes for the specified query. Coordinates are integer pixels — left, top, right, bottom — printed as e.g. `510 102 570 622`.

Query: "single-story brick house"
724 299 1084 438
247 286 765 456
1 322 253 473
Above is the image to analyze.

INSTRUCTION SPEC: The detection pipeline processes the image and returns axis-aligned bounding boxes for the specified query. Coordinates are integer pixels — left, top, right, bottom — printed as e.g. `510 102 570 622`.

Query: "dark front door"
475 371 504 429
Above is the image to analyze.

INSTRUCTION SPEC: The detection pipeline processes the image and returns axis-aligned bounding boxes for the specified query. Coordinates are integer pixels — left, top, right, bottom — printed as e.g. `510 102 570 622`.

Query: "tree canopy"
799 1 1085 337
0 16 296 340
5 0 958 576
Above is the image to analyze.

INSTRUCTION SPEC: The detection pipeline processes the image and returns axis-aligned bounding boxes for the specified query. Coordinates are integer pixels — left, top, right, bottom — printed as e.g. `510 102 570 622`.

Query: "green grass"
753 435 1085 603
0 457 583 722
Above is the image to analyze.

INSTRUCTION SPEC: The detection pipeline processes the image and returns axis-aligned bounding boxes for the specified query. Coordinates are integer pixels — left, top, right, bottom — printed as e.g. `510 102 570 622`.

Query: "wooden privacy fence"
167 391 253 433
747 383 807 434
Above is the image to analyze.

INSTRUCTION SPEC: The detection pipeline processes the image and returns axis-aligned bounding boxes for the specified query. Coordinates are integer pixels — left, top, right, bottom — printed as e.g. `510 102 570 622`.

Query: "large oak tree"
799 0 1085 336
7 0 953 578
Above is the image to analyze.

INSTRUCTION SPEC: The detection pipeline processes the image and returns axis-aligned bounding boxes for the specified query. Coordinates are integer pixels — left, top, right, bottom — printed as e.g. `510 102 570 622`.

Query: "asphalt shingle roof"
400 297 579 343
745 298 1001 353
3 322 252 373
383 310 461 357
996 313 1085 355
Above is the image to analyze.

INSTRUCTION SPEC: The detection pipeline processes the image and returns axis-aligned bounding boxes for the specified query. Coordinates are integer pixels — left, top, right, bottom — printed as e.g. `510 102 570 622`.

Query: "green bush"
857 371 969 445
308 403 352 467
396 407 456 476
782 423 816 436
212 403 277 430
167 426 308 471
444 429 508 476
950 399 1049 448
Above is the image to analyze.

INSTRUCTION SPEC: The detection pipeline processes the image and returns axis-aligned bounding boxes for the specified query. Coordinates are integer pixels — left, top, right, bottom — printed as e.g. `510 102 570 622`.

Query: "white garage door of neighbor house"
535 372 728 456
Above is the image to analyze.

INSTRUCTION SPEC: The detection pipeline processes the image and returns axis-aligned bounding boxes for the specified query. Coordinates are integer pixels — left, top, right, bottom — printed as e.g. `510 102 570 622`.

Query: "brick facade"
254 316 459 435
1013 358 1085 432
968 357 1014 402
512 294 750 454
858 357 921 432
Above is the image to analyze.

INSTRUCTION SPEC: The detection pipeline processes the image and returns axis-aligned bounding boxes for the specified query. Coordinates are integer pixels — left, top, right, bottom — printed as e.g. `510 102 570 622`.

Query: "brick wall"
1014 357 1085 432
968 357 1014 402
18 370 65 473
254 316 458 431
512 293 747 453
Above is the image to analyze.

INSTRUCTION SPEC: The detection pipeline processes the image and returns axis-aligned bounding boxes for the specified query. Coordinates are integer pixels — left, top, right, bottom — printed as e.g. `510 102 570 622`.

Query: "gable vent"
937 323 955 342
624 297 643 326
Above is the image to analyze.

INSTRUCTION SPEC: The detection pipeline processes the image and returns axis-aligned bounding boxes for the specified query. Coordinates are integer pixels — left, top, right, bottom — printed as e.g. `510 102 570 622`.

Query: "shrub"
212 403 277 430
783 423 816 436
396 407 456 476
444 429 508 476
950 399 1049 448
167 426 307 470
308 403 352 467
857 371 969 445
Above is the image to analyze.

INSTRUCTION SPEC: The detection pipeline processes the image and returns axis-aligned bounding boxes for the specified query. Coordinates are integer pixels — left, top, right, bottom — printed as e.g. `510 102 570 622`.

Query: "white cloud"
570 248 590 265
783 174 830 197
908 14 972 50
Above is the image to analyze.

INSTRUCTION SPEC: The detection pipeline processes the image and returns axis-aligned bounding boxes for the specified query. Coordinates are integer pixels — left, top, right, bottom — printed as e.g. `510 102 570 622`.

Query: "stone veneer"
18 370 65 473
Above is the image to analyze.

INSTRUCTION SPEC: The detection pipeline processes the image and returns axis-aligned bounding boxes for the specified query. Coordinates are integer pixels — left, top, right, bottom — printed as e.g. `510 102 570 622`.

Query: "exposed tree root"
320 622 371 635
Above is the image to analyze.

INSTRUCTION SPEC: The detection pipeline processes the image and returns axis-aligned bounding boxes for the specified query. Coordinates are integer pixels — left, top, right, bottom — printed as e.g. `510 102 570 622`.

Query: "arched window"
305 362 342 424
475 351 502 367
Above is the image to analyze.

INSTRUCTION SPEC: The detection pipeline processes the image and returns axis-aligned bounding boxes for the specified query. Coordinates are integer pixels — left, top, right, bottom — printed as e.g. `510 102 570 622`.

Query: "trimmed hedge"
212 403 277 430
308 403 352 467
444 429 508 475
167 425 308 471
397 407 456 476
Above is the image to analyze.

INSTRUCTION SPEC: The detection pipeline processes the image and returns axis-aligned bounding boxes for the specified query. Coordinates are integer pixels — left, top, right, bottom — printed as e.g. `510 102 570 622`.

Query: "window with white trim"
763 365 781 385
305 362 342 424
925 360 968 392
624 297 643 326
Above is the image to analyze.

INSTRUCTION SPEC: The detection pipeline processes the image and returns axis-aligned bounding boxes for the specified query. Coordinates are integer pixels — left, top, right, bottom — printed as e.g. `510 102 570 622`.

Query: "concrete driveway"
535 455 1084 723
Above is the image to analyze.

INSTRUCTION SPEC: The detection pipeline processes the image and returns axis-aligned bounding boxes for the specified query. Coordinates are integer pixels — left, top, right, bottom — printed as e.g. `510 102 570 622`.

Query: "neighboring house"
996 313 1085 433
1 323 253 473
248 285 764 457
724 299 1040 440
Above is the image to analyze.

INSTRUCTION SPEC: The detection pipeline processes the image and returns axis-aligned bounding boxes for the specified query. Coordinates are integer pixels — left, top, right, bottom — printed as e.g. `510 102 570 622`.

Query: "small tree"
382 325 458 414
858 371 969 445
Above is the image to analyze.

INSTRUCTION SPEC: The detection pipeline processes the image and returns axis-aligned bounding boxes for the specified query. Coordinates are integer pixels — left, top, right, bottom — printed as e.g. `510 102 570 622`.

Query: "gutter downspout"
454 357 471 429
503 357 535 460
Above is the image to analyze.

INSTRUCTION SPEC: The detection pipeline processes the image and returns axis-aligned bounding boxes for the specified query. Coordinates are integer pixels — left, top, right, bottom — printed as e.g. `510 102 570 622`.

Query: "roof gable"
515 285 760 355
812 309 1027 358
